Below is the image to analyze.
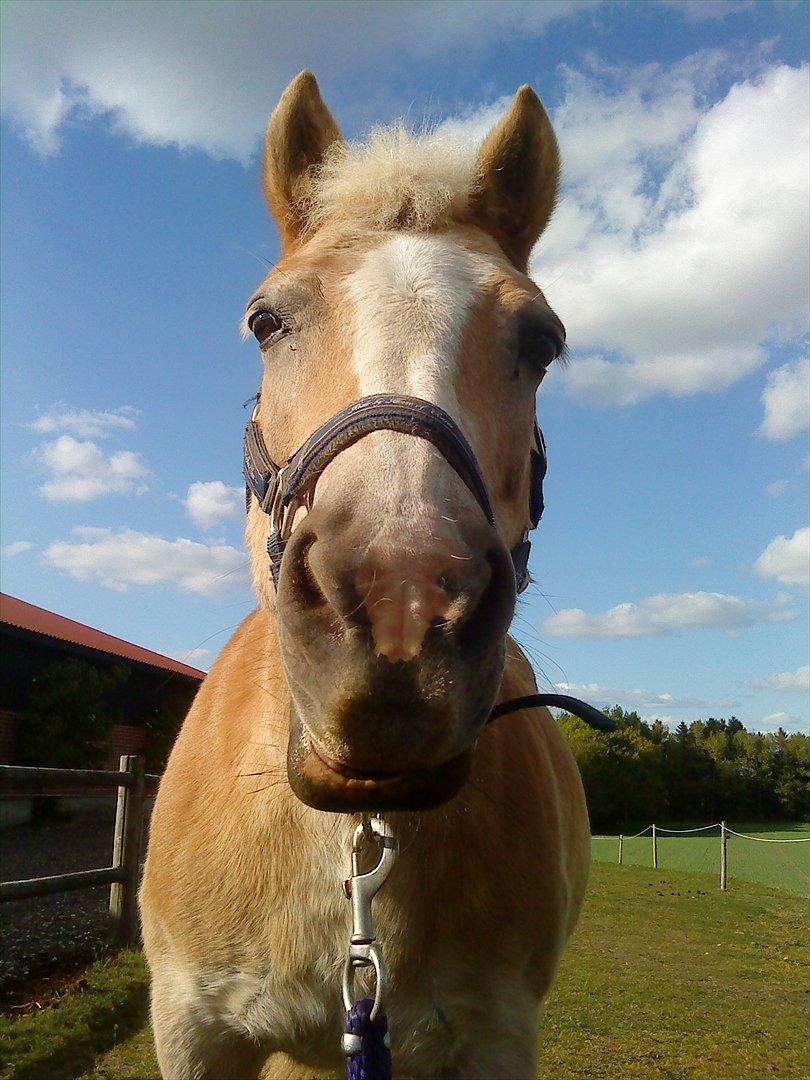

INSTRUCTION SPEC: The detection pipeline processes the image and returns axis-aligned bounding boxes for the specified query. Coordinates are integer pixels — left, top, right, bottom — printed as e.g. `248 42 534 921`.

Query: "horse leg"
150 973 267 1080
434 997 541 1080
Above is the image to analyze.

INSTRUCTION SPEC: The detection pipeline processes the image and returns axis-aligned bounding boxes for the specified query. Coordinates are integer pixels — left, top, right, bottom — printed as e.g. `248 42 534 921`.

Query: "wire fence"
591 822 810 895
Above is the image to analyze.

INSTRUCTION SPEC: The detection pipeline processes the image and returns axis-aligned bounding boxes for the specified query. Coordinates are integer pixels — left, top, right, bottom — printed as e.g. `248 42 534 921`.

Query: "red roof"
0 594 206 681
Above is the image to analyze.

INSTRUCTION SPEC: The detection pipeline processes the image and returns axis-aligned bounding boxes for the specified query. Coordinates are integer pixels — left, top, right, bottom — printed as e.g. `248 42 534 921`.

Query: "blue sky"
1 0 808 731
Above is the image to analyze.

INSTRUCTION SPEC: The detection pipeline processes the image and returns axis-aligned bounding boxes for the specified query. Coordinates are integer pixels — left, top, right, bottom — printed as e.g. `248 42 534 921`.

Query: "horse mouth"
286 726 473 812
309 740 405 783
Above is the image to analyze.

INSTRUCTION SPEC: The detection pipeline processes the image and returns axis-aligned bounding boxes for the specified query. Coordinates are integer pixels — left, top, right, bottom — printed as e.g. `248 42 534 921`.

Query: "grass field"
2 861 808 1079
592 821 810 896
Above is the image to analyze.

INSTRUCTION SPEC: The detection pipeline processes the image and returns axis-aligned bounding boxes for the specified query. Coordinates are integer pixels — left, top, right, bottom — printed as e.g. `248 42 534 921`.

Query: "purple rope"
345 998 392 1080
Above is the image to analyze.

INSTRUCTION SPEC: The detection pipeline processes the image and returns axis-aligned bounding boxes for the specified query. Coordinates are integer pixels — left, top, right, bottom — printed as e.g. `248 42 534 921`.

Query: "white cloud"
1 540 32 557
758 357 810 441
747 666 810 694
754 526 810 588
36 435 149 501
3 16 806 413
766 479 788 498
441 58 809 407
0 0 594 160
759 711 807 732
30 405 138 439
44 526 248 596
183 481 243 530
658 1 754 21
553 681 706 709
542 590 792 639
691 555 711 567
528 60 808 406
638 714 678 729
175 647 211 669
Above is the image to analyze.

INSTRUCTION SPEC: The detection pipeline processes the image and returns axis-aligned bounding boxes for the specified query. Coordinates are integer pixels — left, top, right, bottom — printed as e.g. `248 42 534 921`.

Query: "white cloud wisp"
754 527 810 588
30 405 138 439
541 590 793 639
747 666 810 694
45 526 248 596
758 357 810 441
36 435 149 501
184 481 243 530
553 681 707 709
1 541 32 558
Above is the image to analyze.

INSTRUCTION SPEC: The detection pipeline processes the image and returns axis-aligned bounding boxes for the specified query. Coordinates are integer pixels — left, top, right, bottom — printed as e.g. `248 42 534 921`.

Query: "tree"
19 659 126 768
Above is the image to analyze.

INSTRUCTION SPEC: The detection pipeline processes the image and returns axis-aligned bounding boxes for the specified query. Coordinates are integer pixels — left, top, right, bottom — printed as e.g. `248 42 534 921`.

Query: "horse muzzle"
286 702 476 812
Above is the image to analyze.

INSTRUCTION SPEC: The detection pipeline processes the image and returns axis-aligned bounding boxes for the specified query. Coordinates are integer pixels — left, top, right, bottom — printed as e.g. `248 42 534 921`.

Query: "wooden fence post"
618 835 624 865
109 755 145 943
720 821 728 891
652 823 658 869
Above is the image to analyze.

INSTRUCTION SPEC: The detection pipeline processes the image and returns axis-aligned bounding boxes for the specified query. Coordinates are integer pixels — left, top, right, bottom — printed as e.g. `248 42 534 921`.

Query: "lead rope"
342 815 397 1080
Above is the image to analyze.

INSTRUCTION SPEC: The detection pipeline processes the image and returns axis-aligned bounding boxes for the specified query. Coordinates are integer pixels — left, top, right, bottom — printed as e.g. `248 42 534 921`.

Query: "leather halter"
243 392 615 734
244 393 544 592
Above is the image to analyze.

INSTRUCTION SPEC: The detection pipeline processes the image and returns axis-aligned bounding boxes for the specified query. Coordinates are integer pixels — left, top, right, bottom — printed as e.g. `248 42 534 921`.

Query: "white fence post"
720 821 728 891
618 835 624 865
652 823 658 869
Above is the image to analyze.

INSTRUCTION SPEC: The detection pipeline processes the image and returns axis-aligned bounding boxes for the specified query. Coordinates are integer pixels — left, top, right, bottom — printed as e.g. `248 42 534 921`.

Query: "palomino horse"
141 72 590 1079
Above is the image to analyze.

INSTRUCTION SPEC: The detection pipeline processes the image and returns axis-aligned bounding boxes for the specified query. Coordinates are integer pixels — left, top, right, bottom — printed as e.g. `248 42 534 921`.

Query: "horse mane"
305 124 477 234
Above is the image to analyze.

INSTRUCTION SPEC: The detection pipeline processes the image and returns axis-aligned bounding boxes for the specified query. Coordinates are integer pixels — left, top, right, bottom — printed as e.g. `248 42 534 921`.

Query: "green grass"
592 822 810 896
2 863 808 1078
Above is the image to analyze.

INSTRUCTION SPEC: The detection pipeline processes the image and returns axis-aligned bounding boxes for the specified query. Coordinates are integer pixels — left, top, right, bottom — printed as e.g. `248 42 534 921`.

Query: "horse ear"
468 86 560 272
262 71 342 250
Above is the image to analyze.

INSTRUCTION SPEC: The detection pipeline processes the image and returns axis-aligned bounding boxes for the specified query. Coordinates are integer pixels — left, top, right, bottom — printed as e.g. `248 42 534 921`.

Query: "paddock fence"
592 821 810 895
0 756 158 942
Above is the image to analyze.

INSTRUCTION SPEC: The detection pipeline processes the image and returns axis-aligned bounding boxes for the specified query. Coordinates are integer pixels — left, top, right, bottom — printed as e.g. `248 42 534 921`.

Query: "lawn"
592 821 810 896
2 862 807 1079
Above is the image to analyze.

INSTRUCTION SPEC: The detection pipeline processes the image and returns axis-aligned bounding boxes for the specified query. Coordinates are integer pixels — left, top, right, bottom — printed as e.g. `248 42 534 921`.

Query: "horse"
140 71 590 1080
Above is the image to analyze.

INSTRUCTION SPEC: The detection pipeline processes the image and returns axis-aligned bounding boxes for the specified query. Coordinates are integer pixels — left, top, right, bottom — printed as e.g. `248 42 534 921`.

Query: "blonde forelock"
304 124 477 235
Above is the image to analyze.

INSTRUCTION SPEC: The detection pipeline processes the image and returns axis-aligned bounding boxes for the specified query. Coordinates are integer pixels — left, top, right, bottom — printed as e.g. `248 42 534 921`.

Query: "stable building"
0 593 205 769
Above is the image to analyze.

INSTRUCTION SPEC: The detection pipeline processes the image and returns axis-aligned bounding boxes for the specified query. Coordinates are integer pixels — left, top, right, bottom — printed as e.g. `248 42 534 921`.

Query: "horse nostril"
437 569 463 599
458 547 514 651
288 535 323 608
281 532 349 638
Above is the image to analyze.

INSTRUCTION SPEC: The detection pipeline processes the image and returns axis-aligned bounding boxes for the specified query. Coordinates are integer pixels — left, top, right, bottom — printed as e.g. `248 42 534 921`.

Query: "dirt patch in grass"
1 950 97 1016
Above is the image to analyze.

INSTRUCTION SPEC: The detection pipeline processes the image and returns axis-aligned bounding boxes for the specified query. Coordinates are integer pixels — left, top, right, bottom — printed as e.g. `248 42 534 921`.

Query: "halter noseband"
243 393 544 593
242 392 615 735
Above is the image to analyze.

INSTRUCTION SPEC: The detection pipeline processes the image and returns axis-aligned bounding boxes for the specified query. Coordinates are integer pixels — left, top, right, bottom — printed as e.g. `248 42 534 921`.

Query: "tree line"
558 707 809 831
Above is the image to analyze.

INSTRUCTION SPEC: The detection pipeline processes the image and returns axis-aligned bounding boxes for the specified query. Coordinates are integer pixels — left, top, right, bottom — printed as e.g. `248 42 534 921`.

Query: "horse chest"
202 888 465 1070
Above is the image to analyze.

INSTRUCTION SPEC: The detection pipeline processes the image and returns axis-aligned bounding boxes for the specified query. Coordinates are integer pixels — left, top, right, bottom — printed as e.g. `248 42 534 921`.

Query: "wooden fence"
0 756 158 943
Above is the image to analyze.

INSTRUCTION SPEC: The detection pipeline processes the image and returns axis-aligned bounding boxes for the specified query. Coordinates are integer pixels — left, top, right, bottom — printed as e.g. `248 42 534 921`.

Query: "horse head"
244 72 565 813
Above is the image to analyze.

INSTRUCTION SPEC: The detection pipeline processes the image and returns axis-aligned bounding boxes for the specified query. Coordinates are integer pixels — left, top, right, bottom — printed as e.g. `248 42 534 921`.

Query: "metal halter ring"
341 940 388 1023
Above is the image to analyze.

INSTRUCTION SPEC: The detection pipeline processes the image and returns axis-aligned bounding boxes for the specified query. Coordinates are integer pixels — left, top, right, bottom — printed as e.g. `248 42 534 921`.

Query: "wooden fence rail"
0 756 159 942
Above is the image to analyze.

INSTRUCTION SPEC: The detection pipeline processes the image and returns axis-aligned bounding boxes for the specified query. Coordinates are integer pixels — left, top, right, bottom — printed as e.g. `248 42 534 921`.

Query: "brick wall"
105 724 146 769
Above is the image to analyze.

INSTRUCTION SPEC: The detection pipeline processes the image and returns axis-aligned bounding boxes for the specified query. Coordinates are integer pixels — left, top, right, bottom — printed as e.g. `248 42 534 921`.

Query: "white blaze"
343 233 485 518
347 233 484 413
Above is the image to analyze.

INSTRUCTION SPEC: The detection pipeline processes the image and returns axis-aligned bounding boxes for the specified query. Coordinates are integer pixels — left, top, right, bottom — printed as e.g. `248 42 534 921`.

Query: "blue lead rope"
345 998 392 1080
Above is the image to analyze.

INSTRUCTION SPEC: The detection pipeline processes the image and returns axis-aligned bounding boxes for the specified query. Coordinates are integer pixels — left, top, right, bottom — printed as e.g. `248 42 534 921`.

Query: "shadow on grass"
8 978 149 1080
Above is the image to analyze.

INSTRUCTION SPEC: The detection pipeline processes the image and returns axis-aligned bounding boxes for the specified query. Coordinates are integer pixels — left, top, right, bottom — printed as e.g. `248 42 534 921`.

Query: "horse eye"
533 332 562 367
249 310 285 345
